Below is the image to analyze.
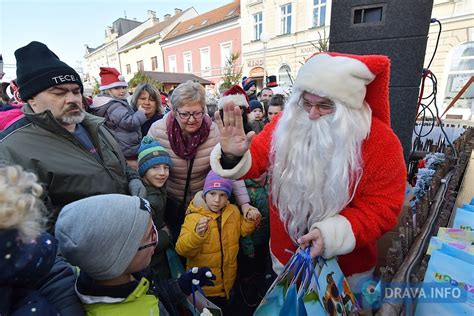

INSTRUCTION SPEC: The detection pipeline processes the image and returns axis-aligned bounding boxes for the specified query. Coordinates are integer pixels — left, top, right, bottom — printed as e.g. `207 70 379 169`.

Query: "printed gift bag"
437 228 474 244
255 248 358 315
453 208 474 232
316 257 359 315
415 244 474 315
427 236 474 255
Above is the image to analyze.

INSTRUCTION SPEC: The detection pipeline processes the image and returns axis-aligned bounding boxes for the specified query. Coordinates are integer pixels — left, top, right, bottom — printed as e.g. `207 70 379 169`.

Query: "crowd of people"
1 41 406 316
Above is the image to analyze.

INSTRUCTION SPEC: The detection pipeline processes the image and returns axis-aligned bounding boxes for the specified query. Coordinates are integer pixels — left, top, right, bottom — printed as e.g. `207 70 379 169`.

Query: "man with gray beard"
0 41 146 228
210 52 406 290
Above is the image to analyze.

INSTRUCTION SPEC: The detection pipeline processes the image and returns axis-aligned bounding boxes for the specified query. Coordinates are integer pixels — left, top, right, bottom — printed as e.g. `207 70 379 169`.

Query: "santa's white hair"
270 90 372 242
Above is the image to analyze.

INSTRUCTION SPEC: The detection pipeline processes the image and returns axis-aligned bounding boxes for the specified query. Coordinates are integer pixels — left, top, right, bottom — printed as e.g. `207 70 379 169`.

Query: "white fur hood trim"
218 94 249 109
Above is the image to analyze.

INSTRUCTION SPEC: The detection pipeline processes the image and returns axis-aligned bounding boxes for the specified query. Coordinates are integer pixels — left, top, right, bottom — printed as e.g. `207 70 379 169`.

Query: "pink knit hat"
203 171 232 198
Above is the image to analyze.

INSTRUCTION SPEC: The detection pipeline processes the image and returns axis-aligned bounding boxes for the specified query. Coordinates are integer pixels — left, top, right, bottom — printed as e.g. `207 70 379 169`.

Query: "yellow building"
240 0 332 93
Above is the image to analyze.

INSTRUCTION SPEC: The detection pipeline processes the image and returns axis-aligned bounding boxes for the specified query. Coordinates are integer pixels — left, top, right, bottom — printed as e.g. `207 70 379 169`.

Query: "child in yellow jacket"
176 170 261 311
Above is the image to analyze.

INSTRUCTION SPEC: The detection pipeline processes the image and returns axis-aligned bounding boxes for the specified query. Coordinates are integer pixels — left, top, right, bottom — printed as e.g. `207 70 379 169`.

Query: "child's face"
205 190 228 213
252 108 263 121
109 87 127 98
143 164 169 188
126 219 156 274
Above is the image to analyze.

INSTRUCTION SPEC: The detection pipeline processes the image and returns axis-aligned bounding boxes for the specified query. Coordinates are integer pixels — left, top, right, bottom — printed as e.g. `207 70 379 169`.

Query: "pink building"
160 1 241 88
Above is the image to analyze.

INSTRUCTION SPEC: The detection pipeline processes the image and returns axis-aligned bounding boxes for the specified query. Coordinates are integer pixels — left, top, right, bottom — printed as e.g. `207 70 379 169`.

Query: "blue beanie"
138 136 172 177
249 100 263 111
242 77 256 92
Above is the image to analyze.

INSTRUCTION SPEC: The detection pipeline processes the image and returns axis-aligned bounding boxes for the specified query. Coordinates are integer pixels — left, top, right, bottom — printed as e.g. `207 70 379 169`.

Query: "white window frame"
200 46 211 77
443 42 474 110
253 12 263 41
183 51 193 74
151 56 158 71
168 55 177 72
220 41 232 70
278 64 292 87
280 3 292 35
311 0 327 28
137 60 144 72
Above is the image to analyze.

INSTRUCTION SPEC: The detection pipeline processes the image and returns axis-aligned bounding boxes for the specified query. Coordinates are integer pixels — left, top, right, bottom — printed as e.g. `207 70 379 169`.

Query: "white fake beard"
270 93 372 242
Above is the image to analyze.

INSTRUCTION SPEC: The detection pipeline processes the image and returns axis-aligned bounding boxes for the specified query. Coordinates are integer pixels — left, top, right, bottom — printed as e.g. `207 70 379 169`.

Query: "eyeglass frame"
175 109 205 120
138 222 158 251
297 95 335 114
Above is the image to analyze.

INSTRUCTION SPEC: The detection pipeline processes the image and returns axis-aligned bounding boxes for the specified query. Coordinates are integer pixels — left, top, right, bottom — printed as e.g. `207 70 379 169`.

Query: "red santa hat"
99 67 128 91
218 85 250 112
294 52 391 126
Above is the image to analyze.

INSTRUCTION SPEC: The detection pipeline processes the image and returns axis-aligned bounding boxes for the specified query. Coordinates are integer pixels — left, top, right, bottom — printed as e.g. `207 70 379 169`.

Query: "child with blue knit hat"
176 170 261 313
138 136 173 280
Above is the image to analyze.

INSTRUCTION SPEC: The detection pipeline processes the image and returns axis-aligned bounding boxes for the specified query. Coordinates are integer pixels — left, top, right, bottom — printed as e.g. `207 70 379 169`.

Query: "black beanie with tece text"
15 41 83 100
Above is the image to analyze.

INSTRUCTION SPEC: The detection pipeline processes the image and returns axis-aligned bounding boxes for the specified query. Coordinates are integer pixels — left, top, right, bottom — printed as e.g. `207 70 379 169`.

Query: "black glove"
177 267 216 295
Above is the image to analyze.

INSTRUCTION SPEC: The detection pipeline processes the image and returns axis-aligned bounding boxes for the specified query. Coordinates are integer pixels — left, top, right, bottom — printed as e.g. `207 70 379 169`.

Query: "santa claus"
211 52 406 288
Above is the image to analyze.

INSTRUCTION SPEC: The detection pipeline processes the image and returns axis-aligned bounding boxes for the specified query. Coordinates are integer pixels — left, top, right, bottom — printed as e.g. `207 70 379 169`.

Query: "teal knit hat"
138 136 172 177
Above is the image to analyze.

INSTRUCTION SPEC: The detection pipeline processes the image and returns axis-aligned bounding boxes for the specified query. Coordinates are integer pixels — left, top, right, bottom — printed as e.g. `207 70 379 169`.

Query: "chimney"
147 10 156 19
174 8 182 15
164 13 171 20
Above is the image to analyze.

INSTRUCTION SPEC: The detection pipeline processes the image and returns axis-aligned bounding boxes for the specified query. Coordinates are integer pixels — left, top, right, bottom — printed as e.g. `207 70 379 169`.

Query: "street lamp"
260 32 270 87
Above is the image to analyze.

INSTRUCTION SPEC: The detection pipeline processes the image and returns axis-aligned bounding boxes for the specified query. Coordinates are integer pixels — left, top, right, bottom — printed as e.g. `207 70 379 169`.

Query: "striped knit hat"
138 136 172 177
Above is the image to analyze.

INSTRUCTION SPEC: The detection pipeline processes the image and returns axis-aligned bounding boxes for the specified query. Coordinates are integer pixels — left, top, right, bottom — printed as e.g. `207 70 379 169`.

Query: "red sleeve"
340 119 407 249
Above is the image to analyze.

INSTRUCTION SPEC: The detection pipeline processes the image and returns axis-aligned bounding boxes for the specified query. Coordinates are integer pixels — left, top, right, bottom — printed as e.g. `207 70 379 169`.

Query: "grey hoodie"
91 94 147 158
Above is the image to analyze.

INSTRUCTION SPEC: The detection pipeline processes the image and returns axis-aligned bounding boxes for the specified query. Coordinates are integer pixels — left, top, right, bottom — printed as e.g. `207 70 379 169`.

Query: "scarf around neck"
167 113 211 159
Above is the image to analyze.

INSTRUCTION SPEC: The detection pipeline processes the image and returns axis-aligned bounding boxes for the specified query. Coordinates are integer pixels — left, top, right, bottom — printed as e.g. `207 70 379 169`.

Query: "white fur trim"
311 214 356 259
294 54 375 109
99 81 128 91
269 241 285 275
210 144 252 180
217 94 249 109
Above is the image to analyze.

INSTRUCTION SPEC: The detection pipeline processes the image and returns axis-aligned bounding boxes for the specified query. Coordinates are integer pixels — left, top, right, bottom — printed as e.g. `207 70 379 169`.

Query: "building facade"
118 8 198 82
160 1 242 89
84 16 148 89
240 0 332 92
426 0 474 120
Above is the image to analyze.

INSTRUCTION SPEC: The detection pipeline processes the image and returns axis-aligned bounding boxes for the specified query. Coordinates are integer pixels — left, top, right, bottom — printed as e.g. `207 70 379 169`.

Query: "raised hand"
195 217 210 236
214 101 255 159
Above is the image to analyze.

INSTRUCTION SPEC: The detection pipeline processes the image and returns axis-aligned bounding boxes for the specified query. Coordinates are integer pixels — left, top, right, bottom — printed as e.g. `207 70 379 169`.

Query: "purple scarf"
167 113 211 159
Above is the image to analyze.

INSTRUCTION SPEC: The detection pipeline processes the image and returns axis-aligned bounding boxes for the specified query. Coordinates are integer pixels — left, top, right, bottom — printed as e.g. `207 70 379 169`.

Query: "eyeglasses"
175 110 205 120
298 96 335 114
138 222 158 251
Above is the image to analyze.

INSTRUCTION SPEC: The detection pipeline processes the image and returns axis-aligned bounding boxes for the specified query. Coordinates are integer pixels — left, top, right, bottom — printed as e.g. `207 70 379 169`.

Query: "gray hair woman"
130 83 164 135
147 80 257 240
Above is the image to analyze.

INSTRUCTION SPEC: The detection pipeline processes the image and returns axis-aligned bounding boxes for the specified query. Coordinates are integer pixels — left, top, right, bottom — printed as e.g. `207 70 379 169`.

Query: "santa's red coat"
242 114 406 277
